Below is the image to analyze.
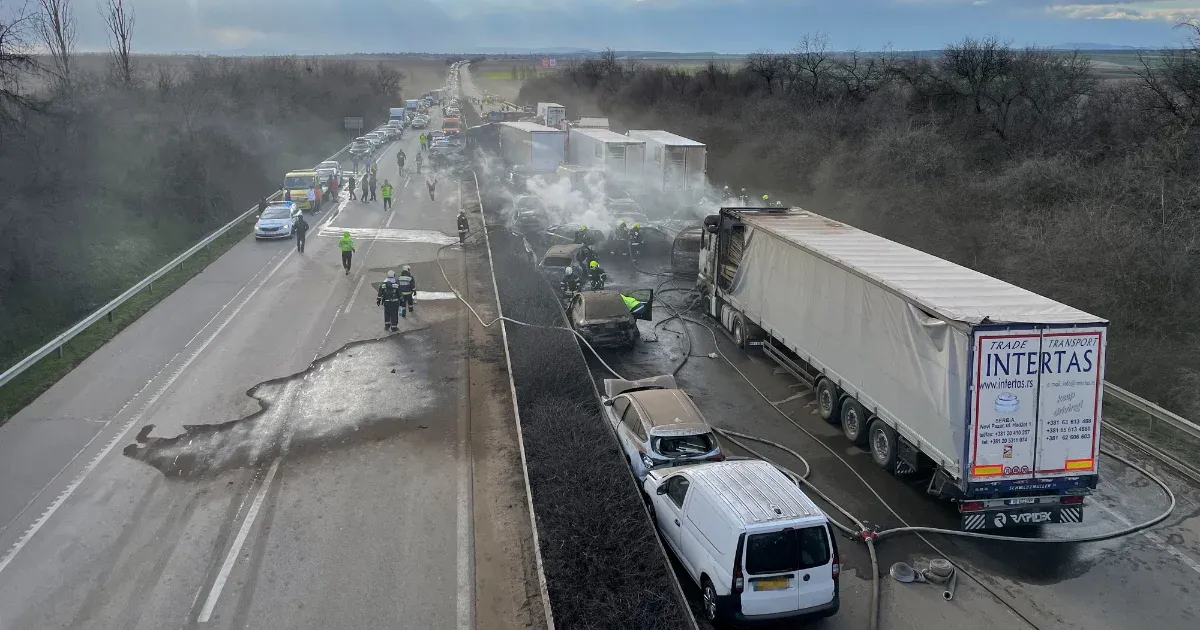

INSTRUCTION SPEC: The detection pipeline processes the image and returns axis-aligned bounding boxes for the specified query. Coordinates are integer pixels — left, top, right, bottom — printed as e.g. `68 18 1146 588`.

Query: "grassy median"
0 224 250 425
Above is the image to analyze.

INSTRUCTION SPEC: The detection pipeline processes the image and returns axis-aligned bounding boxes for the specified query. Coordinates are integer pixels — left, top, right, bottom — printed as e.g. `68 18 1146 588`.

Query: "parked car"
429 144 468 173
537 243 592 285
350 137 372 157
566 290 652 349
410 115 429 130
255 201 300 239
642 459 841 626
512 195 549 233
601 375 723 480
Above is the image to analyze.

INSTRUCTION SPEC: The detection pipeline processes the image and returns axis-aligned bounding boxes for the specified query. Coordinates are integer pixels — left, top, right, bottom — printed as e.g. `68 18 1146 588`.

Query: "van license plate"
1007 498 1037 505
752 578 790 591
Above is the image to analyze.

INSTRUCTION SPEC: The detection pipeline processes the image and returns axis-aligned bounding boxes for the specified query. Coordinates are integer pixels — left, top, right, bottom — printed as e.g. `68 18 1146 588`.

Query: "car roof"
624 389 712 436
545 243 585 256
577 290 629 320
286 170 317 176
679 460 825 529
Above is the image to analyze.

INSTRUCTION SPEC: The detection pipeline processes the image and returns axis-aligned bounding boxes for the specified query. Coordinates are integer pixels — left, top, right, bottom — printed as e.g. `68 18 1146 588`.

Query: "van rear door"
741 525 834 616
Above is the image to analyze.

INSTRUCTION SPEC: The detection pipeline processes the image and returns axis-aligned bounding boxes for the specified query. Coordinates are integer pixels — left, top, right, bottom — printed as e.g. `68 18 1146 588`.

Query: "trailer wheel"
840 398 869 446
731 315 747 350
815 379 840 424
869 419 897 472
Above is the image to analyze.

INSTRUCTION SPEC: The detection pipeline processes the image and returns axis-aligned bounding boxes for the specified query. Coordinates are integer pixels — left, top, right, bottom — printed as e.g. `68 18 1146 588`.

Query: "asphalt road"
0 108 539 629
460 56 1200 630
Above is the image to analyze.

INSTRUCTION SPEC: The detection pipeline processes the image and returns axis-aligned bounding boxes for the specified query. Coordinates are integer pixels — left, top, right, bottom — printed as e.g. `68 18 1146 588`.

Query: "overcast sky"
67 0 1200 54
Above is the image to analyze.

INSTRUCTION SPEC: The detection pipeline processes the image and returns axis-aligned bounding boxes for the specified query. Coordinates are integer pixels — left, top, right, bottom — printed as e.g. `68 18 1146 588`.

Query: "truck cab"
282 170 323 212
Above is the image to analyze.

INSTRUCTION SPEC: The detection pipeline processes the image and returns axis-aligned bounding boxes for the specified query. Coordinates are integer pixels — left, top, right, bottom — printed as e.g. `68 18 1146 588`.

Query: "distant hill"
1052 43 1142 51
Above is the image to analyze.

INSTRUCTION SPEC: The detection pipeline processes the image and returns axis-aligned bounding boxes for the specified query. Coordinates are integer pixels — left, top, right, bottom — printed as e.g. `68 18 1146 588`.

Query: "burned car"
565 289 652 349
512 195 550 234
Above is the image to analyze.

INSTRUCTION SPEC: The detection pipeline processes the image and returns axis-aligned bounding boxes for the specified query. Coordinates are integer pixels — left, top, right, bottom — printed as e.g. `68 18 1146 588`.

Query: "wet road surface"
576 250 1200 629
0 109 541 629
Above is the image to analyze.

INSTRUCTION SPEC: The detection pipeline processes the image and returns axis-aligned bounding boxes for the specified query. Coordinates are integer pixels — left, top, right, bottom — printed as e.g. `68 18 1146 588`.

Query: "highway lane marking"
385 209 397 228
0 246 298 577
1092 499 1200 574
316 227 457 245
345 275 368 314
197 457 281 623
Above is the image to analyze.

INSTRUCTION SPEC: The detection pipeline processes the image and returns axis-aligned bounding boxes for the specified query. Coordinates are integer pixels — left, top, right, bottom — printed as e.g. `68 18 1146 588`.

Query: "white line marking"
0 248 296 577
317 227 457 245
457 417 472 630
385 209 397 228
345 275 368 314
1092 500 1200 574
197 457 281 623
416 291 461 301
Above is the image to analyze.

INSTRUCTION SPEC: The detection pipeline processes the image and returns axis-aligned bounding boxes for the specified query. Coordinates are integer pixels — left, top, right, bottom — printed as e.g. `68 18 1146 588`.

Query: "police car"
254 201 300 239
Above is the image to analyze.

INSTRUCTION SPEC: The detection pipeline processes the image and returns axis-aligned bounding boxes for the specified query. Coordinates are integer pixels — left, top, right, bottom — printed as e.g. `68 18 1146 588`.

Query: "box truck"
405 99 419 112
567 128 646 178
698 207 1106 531
499 121 567 173
389 107 406 122
536 102 567 128
627 130 706 191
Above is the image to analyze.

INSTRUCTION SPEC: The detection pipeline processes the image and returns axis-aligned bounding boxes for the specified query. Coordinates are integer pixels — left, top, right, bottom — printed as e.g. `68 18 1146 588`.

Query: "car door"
620 403 649 477
654 474 691 557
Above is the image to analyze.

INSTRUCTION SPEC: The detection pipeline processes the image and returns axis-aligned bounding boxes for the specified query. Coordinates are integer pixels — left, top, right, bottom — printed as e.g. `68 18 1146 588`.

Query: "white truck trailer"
536 102 567 128
567 128 646 178
627 129 706 191
498 121 567 173
698 207 1106 530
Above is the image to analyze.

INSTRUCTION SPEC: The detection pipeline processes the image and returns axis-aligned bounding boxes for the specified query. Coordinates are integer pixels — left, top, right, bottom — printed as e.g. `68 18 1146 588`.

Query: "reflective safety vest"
339 236 354 252
381 185 393 199
622 294 639 310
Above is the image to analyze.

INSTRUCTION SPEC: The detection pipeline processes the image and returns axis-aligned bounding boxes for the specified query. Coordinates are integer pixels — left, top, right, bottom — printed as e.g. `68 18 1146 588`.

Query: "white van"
642 459 840 626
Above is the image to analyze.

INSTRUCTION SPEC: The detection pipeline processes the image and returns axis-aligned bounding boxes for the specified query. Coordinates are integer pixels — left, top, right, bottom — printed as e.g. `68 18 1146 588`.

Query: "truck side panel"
567 129 602 168
530 131 567 172
723 225 969 475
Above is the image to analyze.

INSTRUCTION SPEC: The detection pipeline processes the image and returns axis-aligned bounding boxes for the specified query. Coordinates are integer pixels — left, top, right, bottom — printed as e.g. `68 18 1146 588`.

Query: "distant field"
21 54 449 99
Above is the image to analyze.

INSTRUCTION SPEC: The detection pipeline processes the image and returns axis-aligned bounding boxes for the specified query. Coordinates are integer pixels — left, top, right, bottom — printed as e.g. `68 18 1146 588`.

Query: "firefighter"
762 194 770 205
629 223 644 257
377 270 402 331
561 266 580 296
457 210 469 244
574 225 590 245
621 293 647 318
396 264 417 316
611 220 629 256
588 260 606 290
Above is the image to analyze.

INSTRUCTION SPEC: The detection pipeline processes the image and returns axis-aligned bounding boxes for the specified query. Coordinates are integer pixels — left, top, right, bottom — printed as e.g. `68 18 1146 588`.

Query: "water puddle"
123 331 453 479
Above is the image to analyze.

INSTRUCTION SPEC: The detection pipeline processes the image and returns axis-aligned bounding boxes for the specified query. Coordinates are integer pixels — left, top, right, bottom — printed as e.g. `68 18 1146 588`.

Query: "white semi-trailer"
626 130 706 191
498 121 567 173
698 207 1106 530
536 102 567 128
567 128 646 178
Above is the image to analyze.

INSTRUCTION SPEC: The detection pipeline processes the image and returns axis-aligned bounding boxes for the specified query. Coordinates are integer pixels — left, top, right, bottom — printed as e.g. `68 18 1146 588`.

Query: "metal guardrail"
1106 382 1200 441
0 141 358 390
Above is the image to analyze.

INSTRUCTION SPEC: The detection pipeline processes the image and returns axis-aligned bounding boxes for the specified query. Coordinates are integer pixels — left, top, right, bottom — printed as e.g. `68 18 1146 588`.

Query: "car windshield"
582 294 629 320
319 162 339 169
543 256 572 268
653 433 715 457
745 526 831 575
260 207 292 220
284 176 315 189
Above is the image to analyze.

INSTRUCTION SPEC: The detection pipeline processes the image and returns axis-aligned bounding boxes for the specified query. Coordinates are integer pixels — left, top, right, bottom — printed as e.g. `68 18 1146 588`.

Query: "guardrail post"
107 311 113 323
56 345 63 359
148 282 153 294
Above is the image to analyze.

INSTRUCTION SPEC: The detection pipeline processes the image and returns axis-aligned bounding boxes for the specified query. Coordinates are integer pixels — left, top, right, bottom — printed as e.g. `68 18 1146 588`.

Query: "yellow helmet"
580 225 587 230
762 194 769 201
589 260 598 268
633 223 640 228
619 220 626 225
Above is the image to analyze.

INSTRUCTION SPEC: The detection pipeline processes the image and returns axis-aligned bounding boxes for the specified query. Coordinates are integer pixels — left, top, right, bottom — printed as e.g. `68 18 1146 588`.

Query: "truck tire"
840 398 869 446
868 419 897 472
815 379 840 424
732 315 747 350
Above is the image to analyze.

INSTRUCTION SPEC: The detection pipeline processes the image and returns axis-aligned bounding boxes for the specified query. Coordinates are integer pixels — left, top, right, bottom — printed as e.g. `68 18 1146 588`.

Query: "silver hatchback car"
601 375 725 482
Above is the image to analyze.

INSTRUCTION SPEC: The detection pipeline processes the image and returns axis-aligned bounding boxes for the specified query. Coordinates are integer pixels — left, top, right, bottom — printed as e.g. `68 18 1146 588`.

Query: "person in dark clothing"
395 265 416 316
283 189 292 203
457 210 469 244
377 270 402 331
561 267 580 296
426 176 437 201
574 225 591 245
611 220 629 255
295 214 309 253
588 260 607 290
629 223 644 257
258 198 268 213
348 175 357 200
368 173 378 202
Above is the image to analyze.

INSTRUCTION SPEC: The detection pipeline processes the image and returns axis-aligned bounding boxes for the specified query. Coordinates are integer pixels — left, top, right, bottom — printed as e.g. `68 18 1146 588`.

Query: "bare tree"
745 50 786 94
790 32 833 98
1135 20 1200 129
0 3 38 114
36 0 75 82
100 0 134 85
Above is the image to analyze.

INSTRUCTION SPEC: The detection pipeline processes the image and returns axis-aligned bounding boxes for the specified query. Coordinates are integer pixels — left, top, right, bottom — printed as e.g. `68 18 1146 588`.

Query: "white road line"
457 424 473 630
0 248 296 577
197 457 281 623
385 209 397 228
345 275 368 314
1091 500 1200 574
